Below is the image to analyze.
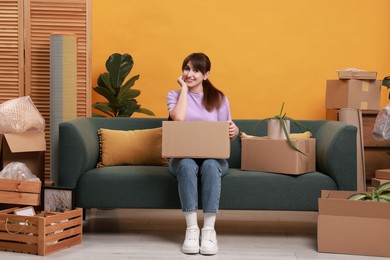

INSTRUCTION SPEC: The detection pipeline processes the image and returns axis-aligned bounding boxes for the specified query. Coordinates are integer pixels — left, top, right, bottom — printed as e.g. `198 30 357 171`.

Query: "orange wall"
92 0 390 119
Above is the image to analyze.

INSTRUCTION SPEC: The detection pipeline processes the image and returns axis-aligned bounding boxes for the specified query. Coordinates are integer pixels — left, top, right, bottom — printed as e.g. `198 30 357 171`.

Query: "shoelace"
202 229 216 242
186 228 199 240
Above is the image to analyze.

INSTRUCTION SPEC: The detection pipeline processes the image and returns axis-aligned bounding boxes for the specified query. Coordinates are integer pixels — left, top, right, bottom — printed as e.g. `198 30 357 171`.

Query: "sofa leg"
82 208 87 221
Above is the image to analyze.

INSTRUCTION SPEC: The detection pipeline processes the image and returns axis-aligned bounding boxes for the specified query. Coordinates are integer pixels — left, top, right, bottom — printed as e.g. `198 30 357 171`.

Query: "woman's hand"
228 121 239 141
177 76 188 90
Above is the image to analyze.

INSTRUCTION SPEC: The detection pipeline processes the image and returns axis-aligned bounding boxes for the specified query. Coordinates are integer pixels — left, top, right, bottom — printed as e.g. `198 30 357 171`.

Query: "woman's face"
182 61 209 89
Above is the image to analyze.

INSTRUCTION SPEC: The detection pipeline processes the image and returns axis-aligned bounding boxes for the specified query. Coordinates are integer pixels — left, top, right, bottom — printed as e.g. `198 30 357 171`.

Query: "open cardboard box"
318 190 390 257
0 132 46 182
241 137 315 175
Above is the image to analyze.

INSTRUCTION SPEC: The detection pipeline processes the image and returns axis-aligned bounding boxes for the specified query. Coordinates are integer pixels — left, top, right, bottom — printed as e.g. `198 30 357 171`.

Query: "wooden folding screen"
0 0 91 182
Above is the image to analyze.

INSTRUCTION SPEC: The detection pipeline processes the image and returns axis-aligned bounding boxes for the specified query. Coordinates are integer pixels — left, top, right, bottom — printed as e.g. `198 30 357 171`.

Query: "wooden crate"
0 179 41 206
0 207 82 256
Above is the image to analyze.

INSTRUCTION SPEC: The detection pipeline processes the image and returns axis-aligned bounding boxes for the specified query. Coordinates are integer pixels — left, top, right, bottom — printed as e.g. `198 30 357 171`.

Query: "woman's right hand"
177 76 187 89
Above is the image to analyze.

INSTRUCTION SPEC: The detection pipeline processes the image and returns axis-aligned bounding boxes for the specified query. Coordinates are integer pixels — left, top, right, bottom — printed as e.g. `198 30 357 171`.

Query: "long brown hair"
182 53 225 112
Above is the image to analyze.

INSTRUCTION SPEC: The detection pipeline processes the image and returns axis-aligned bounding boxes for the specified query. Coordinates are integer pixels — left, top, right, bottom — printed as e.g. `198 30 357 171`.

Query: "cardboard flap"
319 190 390 219
4 132 46 153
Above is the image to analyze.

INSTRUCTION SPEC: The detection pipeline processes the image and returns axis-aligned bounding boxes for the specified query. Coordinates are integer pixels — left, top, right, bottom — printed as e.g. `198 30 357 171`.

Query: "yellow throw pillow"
97 127 168 167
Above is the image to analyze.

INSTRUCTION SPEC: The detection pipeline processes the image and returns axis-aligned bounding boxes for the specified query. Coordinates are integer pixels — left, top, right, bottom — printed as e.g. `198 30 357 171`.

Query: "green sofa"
58 117 357 212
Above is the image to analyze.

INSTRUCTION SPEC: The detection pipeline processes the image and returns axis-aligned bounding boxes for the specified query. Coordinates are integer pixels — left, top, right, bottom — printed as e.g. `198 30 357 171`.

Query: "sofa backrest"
85 117 333 169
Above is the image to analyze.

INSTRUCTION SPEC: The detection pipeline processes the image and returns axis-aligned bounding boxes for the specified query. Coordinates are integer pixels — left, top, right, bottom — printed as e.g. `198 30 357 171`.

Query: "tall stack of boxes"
318 71 390 258
325 70 382 190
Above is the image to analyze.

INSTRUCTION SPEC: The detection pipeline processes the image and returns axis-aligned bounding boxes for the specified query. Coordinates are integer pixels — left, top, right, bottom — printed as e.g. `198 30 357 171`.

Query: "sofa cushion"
97 127 168 167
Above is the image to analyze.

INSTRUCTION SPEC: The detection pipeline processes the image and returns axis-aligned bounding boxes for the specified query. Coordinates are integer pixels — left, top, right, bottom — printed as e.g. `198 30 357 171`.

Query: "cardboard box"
0 132 46 182
338 70 377 80
241 137 315 175
162 121 230 159
318 190 390 257
0 179 41 206
0 207 82 256
325 79 381 110
371 177 390 188
375 169 390 180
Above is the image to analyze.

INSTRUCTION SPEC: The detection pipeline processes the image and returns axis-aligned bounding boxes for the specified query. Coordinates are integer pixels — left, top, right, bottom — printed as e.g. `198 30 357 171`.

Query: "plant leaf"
93 86 118 104
382 76 390 88
374 181 390 195
137 107 155 116
347 193 370 200
378 191 390 202
280 119 307 155
122 74 140 89
117 88 141 104
92 102 115 117
106 53 133 89
279 102 285 116
97 73 115 95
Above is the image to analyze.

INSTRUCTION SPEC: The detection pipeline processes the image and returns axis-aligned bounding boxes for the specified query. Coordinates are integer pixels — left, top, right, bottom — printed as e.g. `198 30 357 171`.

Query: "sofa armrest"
58 118 99 188
315 121 357 190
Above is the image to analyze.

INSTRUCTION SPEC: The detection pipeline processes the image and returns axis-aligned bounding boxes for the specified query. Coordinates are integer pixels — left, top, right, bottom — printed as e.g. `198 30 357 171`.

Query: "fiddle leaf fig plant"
382 76 390 99
255 102 311 155
92 53 155 117
347 182 390 202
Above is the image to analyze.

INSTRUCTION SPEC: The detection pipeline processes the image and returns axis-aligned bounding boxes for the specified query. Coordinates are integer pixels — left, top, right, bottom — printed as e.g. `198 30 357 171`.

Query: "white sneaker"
200 227 218 255
182 226 200 254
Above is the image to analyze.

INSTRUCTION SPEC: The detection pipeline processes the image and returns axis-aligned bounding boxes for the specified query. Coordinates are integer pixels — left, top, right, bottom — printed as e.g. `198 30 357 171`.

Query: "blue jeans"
169 158 229 213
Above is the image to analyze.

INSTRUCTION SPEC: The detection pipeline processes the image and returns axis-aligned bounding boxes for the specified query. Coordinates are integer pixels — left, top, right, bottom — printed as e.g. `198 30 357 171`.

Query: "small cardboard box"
0 179 41 206
318 190 390 257
241 137 315 175
338 70 377 80
375 169 390 180
325 79 381 110
0 207 82 256
371 178 390 188
162 121 230 159
0 132 46 182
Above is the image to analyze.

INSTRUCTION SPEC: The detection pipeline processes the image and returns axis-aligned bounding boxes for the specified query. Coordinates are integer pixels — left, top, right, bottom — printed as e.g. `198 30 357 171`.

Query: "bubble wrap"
372 104 390 141
0 96 45 134
0 162 40 181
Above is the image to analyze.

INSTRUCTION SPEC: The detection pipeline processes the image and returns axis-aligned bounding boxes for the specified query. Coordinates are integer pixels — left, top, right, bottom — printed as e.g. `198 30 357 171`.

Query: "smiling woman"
92 0 390 120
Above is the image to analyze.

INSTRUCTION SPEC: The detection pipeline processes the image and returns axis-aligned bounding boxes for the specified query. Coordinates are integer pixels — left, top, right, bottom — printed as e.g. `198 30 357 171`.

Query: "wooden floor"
0 208 387 259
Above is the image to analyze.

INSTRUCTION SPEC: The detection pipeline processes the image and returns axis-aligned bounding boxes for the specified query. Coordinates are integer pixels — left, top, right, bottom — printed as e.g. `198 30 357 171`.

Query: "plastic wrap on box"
372 104 390 141
0 162 40 181
0 96 45 134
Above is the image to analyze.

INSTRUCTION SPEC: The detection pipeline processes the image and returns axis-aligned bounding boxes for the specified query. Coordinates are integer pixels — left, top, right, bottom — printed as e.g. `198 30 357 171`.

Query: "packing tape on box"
361 81 369 92
360 101 368 110
304 139 311 172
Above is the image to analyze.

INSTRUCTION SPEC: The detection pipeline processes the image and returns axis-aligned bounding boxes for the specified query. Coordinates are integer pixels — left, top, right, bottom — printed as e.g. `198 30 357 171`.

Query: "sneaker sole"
182 246 199 254
200 247 218 255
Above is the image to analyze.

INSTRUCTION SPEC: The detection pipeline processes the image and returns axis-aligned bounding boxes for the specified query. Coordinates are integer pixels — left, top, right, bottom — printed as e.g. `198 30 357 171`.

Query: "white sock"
184 211 198 228
203 213 216 229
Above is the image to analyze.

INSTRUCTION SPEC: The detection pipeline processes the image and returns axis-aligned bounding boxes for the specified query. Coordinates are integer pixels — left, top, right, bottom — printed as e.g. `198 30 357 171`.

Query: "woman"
166 53 239 255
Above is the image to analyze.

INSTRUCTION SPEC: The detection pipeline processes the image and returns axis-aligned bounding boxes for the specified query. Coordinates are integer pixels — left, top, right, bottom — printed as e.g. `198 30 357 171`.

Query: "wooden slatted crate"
0 179 41 206
0 208 82 256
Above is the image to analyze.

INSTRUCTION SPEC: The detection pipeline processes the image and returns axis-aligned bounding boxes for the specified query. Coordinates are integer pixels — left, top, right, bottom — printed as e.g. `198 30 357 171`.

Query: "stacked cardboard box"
326 73 381 110
371 169 390 188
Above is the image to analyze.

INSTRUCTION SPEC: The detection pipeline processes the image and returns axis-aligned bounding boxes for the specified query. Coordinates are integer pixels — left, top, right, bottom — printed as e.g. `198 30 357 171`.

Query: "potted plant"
382 76 390 99
348 182 390 202
255 102 311 155
92 53 155 117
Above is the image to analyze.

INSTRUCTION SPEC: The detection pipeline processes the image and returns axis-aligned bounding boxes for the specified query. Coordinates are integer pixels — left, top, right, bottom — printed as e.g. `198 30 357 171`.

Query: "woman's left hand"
228 121 239 141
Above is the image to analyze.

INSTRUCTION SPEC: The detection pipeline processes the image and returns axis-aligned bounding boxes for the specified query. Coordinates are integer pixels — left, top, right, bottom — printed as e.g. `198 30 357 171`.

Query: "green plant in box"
92 53 155 117
348 182 390 202
254 102 311 155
